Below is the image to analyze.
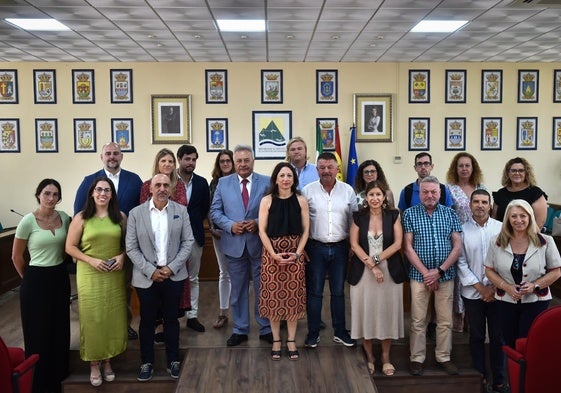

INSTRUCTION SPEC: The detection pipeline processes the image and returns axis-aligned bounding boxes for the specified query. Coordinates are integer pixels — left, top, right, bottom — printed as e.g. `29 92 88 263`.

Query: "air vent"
509 0 561 6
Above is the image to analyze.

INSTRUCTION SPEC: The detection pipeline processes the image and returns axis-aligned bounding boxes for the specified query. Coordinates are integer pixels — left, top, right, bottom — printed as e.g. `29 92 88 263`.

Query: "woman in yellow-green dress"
66 177 127 387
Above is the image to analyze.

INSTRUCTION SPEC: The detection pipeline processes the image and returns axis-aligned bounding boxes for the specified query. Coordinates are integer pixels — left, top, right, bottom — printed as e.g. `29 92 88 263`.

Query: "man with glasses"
74 141 143 339
397 152 453 212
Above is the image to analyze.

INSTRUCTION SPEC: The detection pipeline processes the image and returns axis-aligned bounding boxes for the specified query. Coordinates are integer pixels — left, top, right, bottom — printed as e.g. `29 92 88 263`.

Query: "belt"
310 238 347 246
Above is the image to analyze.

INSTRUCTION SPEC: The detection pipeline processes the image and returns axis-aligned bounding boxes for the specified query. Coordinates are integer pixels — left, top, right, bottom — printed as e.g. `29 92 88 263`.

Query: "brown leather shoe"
213 315 228 329
410 361 424 376
438 361 459 375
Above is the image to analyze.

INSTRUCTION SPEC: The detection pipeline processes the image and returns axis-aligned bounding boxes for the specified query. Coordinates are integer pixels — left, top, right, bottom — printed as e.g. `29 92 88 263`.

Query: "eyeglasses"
363 170 377 175
219 159 232 164
415 161 432 167
94 187 112 194
509 168 526 174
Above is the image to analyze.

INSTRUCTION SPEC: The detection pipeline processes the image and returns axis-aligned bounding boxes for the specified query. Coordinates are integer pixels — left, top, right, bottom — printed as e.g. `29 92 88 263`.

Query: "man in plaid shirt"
403 176 462 377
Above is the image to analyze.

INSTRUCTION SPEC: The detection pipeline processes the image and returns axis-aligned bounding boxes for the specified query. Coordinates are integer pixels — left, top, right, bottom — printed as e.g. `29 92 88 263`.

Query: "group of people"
11 136 561 393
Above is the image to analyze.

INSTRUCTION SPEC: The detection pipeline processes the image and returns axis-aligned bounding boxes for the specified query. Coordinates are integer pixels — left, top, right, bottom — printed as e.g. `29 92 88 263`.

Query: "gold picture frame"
151 95 191 144
354 94 393 142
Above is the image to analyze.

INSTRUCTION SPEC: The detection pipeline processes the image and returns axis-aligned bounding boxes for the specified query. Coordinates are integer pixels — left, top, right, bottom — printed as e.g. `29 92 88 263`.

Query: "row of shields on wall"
0 118 134 153
205 69 338 104
0 69 133 104
409 69 561 103
408 117 561 151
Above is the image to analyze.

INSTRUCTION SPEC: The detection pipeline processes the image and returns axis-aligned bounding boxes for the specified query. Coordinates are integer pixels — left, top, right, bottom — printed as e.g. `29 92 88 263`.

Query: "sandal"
213 315 228 329
271 339 282 361
90 361 102 386
367 361 375 375
286 340 299 361
102 359 115 382
382 362 395 376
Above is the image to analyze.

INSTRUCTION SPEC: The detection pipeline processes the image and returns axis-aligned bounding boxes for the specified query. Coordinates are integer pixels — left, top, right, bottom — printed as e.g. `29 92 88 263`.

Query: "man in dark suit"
210 145 272 346
73 141 143 339
126 174 194 381
176 145 210 332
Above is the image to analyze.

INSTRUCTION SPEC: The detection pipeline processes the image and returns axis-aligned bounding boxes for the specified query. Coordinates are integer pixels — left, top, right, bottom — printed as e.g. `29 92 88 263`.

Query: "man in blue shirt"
403 176 462 376
286 137 319 190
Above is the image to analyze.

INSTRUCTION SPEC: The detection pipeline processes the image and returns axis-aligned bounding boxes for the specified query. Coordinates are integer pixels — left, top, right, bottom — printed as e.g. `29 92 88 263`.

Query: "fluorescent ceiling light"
5 18 70 31
411 20 468 33
217 19 265 32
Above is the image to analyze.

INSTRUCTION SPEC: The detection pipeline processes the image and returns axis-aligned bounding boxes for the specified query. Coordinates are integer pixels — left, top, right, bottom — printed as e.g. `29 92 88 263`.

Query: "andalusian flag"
315 120 323 162
346 126 358 186
334 124 344 181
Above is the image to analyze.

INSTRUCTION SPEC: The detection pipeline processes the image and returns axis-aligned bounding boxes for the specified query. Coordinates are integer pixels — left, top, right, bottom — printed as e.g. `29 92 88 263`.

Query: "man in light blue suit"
210 145 272 347
126 174 194 381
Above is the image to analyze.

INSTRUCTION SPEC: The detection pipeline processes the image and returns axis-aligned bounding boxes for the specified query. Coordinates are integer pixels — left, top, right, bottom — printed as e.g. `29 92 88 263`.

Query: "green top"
15 210 71 267
80 216 123 261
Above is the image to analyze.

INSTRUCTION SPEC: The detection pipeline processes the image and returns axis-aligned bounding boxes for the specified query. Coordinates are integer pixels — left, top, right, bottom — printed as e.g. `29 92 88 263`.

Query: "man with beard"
176 145 210 332
403 176 462 376
73 141 143 340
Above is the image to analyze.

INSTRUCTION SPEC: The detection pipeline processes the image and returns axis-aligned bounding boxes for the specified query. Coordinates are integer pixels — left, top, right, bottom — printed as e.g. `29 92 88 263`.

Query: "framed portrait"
316 118 338 151
444 117 466 151
35 118 58 153
553 70 561 103
516 117 538 150
206 118 228 152
354 93 393 142
151 95 191 144
0 70 18 104
110 69 133 104
261 70 283 104
408 118 430 151
72 69 95 104
481 70 502 103
252 110 292 159
408 70 430 103
33 69 56 104
111 118 134 152
518 70 539 103
73 118 97 153
0 119 20 152
552 117 561 150
480 117 502 151
445 69 466 103
205 69 227 104
316 69 338 104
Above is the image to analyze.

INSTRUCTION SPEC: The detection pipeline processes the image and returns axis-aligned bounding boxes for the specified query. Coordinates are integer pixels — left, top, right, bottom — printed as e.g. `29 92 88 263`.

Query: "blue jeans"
497 300 549 348
305 240 348 337
136 278 184 365
462 297 505 386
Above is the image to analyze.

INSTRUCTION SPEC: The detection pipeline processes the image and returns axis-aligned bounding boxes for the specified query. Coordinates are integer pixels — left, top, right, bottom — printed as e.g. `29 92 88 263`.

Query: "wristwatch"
374 255 381 265
437 267 445 276
534 283 541 292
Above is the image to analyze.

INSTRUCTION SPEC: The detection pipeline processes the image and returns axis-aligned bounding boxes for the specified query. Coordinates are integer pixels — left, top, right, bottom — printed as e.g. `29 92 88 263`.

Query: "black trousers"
20 264 70 393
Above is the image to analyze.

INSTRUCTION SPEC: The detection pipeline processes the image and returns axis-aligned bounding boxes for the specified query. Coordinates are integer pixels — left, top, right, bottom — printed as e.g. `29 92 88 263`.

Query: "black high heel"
286 339 299 361
271 339 282 361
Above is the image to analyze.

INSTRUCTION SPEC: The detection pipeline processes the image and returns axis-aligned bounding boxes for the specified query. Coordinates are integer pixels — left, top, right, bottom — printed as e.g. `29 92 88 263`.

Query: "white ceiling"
1 0 561 62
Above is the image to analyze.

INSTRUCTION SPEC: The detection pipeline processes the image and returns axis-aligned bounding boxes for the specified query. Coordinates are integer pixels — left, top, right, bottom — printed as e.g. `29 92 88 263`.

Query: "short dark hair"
317 152 337 163
414 152 432 164
470 188 491 203
177 144 198 159
35 178 62 204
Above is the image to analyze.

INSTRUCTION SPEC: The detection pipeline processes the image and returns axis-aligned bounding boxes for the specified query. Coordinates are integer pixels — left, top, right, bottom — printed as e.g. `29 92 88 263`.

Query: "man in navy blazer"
73 141 143 340
176 145 210 332
73 142 143 216
210 145 272 346
126 174 194 381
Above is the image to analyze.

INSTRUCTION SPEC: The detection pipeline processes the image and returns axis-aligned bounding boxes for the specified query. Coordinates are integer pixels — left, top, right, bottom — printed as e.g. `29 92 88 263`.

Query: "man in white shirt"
457 189 507 393
302 152 358 348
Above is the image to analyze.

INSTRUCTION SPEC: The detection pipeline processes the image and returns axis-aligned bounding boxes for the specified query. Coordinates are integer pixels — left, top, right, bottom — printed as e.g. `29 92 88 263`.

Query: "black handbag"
387 251 410 284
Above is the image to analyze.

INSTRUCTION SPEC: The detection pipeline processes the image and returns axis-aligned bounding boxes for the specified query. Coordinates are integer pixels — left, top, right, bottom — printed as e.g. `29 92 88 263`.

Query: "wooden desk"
0 228 23 295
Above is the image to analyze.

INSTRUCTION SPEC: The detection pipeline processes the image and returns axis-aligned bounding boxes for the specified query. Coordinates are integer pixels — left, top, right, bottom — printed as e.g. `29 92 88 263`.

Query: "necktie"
241 178 249 210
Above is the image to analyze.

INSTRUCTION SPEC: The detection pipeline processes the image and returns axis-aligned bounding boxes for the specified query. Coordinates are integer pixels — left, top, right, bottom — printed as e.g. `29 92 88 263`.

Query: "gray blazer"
126 199 194 288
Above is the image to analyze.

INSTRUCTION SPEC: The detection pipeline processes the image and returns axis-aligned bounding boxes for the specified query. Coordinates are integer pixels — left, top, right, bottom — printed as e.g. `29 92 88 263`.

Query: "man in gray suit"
210 144 272 347
126 174 194 381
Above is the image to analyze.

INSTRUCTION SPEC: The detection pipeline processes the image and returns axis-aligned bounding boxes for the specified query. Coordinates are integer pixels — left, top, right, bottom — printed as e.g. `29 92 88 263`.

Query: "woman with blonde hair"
485 199 561 349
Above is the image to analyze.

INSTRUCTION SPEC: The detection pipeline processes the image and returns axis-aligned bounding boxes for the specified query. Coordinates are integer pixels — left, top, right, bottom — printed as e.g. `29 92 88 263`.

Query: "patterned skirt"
258 235 306 321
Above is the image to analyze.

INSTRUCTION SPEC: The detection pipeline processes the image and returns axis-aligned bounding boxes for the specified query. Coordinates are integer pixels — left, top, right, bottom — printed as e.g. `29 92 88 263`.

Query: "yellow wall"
1 62 560 228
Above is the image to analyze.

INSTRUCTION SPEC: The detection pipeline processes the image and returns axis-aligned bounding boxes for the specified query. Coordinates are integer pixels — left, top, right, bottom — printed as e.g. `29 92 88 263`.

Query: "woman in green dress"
66 177 127 386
